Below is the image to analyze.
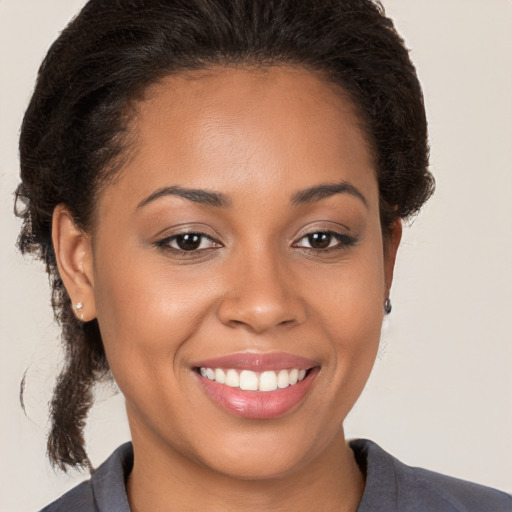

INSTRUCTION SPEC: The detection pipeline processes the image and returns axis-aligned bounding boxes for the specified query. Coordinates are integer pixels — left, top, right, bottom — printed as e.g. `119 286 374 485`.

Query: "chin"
201 448 308 481
183 420 336 482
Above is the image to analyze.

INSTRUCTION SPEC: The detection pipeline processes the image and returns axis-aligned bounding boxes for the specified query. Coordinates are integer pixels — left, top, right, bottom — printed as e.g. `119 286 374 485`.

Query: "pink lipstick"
193 352 319 419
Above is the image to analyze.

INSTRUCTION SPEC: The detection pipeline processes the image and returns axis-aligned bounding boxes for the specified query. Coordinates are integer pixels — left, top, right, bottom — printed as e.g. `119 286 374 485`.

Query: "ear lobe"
52 204 96 322
384 217 402 295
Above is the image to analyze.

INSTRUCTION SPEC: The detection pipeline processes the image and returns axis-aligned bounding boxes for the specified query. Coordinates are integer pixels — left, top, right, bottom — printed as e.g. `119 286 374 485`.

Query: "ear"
52 204 96 322
383 217 402 296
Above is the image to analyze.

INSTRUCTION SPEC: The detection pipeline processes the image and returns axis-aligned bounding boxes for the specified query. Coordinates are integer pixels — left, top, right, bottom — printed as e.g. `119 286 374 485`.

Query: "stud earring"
384 298 392 315
75 302 83 311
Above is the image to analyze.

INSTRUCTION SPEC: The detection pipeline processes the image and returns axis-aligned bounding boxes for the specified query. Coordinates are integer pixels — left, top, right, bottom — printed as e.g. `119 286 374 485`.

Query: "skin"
53 66 402 512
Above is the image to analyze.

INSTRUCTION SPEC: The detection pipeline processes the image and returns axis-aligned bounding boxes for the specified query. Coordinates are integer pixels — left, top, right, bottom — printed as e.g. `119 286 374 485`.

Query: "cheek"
307 234 385 337
305 237 385 407
91 248 218 388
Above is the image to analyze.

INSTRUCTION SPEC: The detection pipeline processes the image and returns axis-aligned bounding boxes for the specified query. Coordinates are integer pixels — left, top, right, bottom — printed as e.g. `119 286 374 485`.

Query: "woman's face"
88 66 399 478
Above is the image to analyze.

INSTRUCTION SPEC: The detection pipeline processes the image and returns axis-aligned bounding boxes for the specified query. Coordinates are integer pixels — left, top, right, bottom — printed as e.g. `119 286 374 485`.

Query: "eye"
156 232 220 252
293 231 356 251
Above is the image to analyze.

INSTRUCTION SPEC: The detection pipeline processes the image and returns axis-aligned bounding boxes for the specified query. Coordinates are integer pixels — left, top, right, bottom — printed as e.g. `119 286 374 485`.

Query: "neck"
127 429 365 512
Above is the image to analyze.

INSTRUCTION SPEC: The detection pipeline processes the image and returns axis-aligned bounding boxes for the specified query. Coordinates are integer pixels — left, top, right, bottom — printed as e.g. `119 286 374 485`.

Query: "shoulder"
408 465 512 511
39 480 95 512
351 439 512 512
39 442 133 512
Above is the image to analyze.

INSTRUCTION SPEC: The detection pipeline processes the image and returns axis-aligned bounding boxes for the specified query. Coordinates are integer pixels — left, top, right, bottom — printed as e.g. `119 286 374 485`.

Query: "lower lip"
196 368 319 419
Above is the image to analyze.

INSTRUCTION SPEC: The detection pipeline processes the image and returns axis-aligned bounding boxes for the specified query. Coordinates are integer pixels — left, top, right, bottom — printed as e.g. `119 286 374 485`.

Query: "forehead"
104 65 377 212
133 65 369 157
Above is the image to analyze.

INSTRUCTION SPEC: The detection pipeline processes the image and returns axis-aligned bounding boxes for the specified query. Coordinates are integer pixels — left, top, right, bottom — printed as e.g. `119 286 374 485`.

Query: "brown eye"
293 231 357 252
174 234 202 251
307 232 332 249
157 232 220 252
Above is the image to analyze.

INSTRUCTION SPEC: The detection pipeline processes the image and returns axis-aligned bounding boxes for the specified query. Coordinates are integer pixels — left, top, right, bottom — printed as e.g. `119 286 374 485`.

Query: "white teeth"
225 369 240 387
277 369 290 388
239 370 259 391
259 371 278 391
214 368 226 384
199 367 309 391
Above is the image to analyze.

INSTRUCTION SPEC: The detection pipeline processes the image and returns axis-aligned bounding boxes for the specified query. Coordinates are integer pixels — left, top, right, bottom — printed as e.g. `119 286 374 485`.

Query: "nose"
218 250 306 334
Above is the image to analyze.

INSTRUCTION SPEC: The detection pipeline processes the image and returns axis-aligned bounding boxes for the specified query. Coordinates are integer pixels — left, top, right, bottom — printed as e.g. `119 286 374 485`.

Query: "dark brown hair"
16 0 433 471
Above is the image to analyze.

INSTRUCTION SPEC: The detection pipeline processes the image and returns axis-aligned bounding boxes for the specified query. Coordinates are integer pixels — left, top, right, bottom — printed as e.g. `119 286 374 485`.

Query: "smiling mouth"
192 353 319 419
197 367 309 391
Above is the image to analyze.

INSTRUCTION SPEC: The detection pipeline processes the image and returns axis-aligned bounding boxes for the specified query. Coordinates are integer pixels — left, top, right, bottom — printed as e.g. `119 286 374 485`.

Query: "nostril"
218 299 306 334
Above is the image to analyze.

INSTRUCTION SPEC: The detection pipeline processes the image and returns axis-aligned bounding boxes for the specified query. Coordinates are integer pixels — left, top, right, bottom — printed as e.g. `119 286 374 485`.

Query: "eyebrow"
290 181 368 208
137 186 232 209
137 180 367 210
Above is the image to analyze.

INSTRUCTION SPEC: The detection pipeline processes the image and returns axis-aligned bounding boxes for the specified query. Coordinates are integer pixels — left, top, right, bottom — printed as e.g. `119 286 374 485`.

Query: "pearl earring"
384 298 392 315
75 302 83 311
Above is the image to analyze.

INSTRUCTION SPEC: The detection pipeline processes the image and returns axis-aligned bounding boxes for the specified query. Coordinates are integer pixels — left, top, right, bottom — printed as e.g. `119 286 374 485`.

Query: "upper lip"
193 352 319 372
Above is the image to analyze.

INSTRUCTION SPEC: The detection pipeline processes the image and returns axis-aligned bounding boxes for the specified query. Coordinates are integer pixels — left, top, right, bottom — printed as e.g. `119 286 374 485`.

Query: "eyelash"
292 231 357 253
155 230 356 255
155 232 221 254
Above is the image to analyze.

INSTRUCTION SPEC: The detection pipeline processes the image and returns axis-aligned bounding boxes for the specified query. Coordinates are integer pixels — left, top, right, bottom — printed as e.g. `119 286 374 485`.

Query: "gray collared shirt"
40 439 512 511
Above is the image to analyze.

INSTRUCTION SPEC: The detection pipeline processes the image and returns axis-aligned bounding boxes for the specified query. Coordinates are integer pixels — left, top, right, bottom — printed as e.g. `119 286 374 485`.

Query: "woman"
10 0 511 510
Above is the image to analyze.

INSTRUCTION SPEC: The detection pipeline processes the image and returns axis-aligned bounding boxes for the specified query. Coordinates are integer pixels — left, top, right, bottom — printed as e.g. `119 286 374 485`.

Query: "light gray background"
1 1 511 510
